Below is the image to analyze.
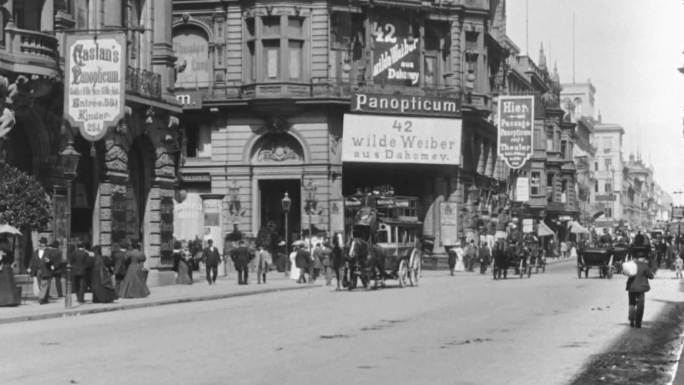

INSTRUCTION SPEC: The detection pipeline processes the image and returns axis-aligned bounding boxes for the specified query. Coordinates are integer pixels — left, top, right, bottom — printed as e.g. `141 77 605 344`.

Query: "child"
674 254 683 280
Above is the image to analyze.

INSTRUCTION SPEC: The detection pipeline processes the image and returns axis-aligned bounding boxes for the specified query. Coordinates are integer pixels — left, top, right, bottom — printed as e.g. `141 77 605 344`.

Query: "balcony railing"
1 25 59 75
126 66 162 100
204 78 464 105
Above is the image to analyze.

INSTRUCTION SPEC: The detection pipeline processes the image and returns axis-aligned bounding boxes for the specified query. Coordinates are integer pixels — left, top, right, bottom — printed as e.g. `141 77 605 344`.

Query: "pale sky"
507 0 684 201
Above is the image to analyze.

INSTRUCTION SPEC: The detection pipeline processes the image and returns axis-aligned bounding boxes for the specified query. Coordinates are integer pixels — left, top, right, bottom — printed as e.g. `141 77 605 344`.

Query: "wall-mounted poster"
173 29 210 87
371 14 420 86
440 202 459 246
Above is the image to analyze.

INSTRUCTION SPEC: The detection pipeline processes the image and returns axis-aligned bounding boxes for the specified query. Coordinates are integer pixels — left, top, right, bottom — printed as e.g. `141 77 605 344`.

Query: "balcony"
203 78 463 108
126 66 162 100
0 25 59 77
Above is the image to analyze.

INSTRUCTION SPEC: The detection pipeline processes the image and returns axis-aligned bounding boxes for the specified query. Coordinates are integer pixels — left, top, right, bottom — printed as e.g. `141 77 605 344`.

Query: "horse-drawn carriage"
343 192 423 290
577 244 629 279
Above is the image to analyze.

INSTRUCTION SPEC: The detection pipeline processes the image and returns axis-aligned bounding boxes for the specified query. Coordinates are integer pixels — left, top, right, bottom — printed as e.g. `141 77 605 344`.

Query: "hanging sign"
64 32 126 142
497 95 534 169
515 177 530 202
371 15 420 86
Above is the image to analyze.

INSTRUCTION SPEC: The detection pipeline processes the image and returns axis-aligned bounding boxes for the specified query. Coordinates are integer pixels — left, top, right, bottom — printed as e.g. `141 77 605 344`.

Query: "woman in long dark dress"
173 241 193 285
0 239 20 306
118 241 150 298
91 246 117 303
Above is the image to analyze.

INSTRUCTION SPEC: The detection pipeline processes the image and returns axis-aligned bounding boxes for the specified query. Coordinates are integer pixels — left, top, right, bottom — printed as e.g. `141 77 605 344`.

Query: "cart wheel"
398 260 408 288
408 249 420 287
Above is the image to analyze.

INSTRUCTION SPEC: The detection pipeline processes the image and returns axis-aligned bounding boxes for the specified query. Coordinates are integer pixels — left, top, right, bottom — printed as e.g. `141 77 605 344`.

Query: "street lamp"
303 179 318 252
281 192 291 275
60 139 80 309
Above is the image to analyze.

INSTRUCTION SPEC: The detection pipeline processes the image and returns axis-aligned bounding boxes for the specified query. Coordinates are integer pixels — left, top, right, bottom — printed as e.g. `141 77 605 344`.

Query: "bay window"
244 14 308 83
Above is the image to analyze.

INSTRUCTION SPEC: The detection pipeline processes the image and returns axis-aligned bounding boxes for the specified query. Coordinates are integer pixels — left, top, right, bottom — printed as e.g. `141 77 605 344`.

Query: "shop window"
244 15 309 83
185 125 212 158
530 171 541 195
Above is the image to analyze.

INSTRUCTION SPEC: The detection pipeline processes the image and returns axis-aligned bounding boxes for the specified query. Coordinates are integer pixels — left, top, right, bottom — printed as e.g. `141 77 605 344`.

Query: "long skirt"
176 260 193 285
0 266 20 306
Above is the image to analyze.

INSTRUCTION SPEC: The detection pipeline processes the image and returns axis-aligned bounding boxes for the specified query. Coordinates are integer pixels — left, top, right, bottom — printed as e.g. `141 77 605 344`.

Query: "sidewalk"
0 273 319 325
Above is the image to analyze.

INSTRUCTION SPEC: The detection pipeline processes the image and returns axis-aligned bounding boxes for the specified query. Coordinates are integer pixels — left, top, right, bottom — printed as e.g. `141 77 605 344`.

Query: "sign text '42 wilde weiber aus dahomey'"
497 95 535 169
64 32 126 142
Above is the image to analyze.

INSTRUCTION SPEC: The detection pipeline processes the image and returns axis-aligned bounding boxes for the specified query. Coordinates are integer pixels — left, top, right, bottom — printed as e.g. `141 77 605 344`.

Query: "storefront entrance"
258 179 301 241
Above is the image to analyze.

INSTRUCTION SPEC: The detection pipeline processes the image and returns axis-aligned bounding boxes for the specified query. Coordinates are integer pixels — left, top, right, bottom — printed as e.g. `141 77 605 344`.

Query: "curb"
0 284 320 325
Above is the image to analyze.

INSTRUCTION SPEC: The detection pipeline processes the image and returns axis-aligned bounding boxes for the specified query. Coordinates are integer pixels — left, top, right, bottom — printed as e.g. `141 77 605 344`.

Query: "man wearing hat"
48 240 65 298
29 237 53 304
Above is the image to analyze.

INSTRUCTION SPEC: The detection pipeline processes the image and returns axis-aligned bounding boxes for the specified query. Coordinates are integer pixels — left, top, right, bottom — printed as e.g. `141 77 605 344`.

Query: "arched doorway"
127 135 155 246
249 133 304 245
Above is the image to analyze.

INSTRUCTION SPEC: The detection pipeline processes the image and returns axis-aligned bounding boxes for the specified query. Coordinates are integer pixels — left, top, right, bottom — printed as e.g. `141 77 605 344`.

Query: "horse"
347 237 386 290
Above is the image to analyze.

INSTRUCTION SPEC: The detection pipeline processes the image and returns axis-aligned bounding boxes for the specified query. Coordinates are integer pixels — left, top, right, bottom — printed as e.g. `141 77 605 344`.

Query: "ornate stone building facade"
172 0 509 260
0 0 180 275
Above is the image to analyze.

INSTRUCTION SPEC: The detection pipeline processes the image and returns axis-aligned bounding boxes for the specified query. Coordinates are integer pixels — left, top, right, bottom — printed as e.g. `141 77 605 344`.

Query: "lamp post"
60 139 80 309
281 192 291 276
303 179 318 253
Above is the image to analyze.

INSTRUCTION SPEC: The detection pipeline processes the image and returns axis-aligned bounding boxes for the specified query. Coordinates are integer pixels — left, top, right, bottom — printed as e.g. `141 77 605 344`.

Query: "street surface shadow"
319 334 351 340
569 301 684 385
440 337 493 349
359 319 407 332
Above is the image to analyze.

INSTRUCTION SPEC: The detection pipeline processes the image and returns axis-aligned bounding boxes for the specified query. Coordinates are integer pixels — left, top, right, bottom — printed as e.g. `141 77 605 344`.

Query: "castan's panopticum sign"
351 92 460 118
64 33 126 142
497 95 535 169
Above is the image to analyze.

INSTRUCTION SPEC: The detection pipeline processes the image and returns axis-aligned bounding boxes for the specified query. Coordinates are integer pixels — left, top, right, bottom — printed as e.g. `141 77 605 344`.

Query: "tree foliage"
0 163 51 231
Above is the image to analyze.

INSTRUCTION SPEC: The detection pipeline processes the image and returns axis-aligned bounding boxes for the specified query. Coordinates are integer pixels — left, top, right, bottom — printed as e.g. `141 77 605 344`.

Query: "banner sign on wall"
515 177 530 202
64 32 126 142
342 114 462 165
497 95 534 169
440 202 459 246
351 92 460 118
371 15 420 86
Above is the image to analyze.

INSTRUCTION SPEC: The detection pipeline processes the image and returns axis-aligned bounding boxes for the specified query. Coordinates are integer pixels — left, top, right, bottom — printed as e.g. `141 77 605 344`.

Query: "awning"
569 221 590 234
537 222 554 237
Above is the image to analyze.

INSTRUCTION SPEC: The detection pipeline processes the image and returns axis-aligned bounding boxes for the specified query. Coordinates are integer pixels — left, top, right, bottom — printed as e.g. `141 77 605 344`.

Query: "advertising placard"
65 32 126 142
497 95 535 169
515 177 530 202
371 15 420 86
440 202 459 246
342 114 462 165
522 218 534 233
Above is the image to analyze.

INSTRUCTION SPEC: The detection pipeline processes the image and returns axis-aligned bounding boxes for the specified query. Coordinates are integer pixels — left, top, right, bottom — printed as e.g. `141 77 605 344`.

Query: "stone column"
152 0 175 100
103 0 122 28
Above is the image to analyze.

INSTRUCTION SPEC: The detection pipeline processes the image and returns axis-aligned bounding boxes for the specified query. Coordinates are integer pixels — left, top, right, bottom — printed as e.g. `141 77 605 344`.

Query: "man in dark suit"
111 242 127 293
69 241 90 304
29 237 53 304
48 240 65 297
230 240 254 285
202 239 221 284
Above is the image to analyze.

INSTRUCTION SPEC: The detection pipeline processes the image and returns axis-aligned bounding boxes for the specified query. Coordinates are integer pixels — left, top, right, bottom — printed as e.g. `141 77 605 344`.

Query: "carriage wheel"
398 260 408 288
411 257 421 286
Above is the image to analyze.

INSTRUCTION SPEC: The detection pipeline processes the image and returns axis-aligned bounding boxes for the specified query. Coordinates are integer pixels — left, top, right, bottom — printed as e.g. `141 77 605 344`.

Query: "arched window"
573 97 583 117
173 27 211 88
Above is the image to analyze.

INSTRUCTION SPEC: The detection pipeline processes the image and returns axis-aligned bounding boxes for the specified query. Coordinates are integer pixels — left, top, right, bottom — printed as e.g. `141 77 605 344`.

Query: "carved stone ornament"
111 184 127 195
257 145 299 162
155 148 175 178
104 139 128 172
